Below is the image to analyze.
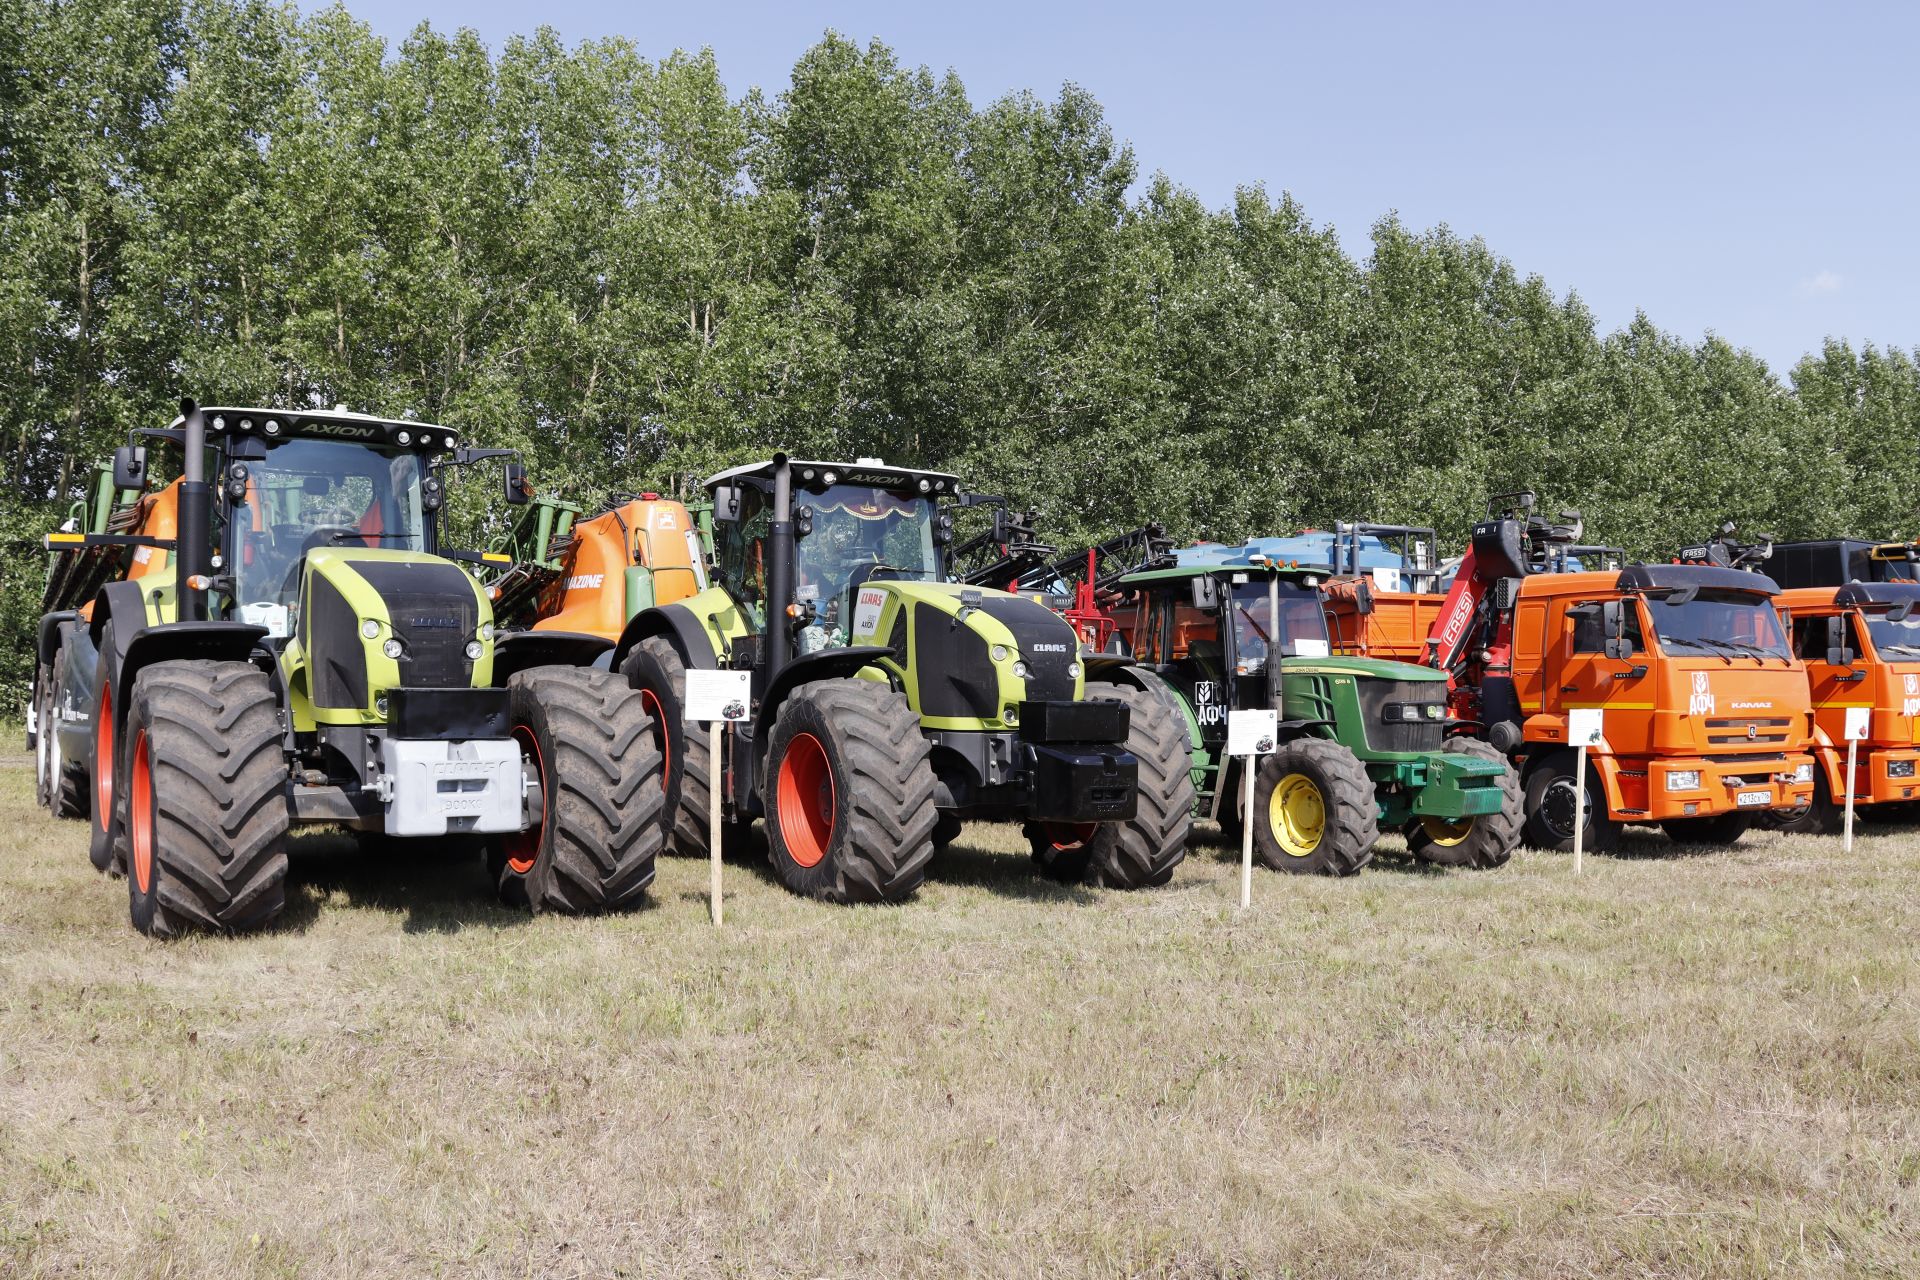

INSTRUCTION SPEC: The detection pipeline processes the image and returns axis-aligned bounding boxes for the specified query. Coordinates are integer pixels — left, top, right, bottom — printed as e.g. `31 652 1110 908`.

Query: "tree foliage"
3 2 1917 699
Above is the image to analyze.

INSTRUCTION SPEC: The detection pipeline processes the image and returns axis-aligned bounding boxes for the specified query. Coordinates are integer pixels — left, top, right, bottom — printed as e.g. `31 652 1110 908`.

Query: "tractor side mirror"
710 483 742 524
1189 575 1219 609
112 445 148 492
1826 617 1856 666
503 460 529 506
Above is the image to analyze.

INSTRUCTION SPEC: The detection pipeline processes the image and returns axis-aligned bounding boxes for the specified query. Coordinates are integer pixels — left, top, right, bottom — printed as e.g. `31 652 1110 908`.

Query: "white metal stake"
1843 737 1859 855
1572 743 1587 875
1240 758 1256 910
710 725 724 926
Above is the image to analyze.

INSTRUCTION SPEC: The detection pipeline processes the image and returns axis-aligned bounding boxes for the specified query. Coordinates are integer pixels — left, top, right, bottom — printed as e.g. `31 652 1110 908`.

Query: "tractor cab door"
1141 585 1230 746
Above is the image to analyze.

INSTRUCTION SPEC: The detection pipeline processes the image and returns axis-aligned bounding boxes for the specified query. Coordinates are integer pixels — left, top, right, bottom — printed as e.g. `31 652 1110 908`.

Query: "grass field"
3 749 1918 1279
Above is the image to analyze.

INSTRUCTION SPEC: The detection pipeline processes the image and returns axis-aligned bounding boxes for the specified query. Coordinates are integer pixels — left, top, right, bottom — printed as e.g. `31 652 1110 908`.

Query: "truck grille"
1704 717 1792 746
1357 679 1447 754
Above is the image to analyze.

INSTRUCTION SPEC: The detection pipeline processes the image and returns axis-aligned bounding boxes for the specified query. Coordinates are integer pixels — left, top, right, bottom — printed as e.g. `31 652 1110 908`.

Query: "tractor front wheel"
1250 737 1378 876
1031 682 1194 888
765 679 938 904
45 642 88 820
1405 736 1522 870
124 660 290 937
1660 813 1751 847
490 667 665 913
620 636 712 858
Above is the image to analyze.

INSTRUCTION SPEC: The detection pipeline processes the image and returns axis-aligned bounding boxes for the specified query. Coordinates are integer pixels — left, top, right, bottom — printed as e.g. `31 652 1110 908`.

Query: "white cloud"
1801 270 1844 295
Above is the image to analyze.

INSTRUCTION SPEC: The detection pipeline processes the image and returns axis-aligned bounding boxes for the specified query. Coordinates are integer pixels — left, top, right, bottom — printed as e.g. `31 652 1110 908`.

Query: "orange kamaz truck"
1322 497 1816 850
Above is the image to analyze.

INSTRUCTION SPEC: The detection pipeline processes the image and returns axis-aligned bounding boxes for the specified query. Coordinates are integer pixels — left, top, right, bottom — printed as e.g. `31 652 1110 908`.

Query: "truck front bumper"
1640 753 1815 821
1815 744 1920 806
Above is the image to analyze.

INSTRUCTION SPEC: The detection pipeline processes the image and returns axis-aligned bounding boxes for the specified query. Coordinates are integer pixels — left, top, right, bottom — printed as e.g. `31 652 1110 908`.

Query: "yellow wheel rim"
1419 814 1475 847
1269 774 1326 857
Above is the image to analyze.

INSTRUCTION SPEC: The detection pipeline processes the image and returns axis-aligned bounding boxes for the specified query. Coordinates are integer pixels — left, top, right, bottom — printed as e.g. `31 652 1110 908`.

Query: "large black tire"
1762 770 1842 835
1245 736 1378 876
124 660 290 937
1660 812 1751 847
1405 735 1523 870
1521 751 1619 854
31 659 50 808
620 635 712 858
1030 683 1194 888
45 643 88 820
764 679 937 904
87 619 125 875
489 667 666 913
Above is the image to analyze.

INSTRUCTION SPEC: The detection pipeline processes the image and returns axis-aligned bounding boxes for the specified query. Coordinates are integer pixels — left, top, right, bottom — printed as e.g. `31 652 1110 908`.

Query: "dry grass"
2 748 1918 1279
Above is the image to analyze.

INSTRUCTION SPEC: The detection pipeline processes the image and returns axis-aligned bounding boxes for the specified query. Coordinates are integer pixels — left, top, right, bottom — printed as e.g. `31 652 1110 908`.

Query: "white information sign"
1567 708 1603 876
1568 707 1604 745
1291 638 1329 658
1371 566 1401 592
1226 708 1279 757
684 669 751 723
1845 707 1871 741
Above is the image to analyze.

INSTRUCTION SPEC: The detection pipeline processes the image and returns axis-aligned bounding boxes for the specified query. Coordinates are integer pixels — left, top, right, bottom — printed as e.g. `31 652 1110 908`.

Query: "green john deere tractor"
39 400 665 937
1113 551 1522 874
610 454 1195 903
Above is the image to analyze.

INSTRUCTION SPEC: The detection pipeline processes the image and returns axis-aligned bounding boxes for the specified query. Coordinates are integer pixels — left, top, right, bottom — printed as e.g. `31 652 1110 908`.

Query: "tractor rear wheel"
1249 736 1377 876
490 667 665 913
87 619 125 875
45 642 88 820
1521 751 1620 853
1031 682 1194 888
32 660 50 809
124 660 290 937
764 679 937 904
620 636 712 858
1405 736 1522 870
1660 813 1750 847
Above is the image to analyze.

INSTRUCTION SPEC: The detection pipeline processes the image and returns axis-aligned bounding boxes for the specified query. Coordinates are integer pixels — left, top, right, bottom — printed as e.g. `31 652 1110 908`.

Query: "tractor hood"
1279 653 1447 683
286 548 494 724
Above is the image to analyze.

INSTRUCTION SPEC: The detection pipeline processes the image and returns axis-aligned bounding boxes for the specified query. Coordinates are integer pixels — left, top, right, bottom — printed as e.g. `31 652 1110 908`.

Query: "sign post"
1567 708 1604 875
1226 708 1279 909
1844 706 1870 855
683 668 752 925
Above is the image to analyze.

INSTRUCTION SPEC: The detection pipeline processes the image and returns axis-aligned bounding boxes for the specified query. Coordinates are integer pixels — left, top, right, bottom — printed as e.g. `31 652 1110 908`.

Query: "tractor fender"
91 581 267 732
610 603 717 675
38 611 78 666
1086 663 1212 780
491 629 612 684
752 647 898 753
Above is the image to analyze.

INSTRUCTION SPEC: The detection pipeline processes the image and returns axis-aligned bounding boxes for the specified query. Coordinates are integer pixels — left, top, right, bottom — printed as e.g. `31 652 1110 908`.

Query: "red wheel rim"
638 687 670 778
95 683 114 820
1044 822 1099 850
777 732 834 869
130 728 153 894
501 725 545 876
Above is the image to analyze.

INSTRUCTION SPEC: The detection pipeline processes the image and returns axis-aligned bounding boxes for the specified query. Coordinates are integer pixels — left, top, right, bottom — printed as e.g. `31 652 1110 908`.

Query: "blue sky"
336 0 1916 375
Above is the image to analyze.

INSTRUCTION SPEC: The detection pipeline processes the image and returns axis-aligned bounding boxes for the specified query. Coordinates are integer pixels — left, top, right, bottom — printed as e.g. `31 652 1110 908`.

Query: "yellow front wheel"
1249 738 1377 876
1269 773 1328 856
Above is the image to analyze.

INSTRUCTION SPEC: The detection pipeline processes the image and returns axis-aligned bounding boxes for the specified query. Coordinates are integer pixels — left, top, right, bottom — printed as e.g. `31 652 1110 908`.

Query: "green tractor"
610 455 1195 903
38 400 666 936
1109 550 1522 874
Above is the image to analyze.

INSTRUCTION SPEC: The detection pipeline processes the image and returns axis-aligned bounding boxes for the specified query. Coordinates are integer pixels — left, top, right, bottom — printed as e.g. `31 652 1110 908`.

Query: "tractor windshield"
1863 608 1920 659
1649 590 1791 661
228 438 430 625
792 484 938 648
1229 580 1332 673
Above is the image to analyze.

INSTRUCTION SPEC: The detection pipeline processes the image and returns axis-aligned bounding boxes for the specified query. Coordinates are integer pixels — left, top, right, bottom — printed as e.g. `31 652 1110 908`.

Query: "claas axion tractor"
605 455 1195 903
1321 494 1816 851
33 401 666 936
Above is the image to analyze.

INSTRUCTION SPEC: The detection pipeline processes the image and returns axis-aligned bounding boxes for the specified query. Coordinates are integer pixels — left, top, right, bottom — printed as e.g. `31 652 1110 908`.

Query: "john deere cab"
610 455 1194 904
38 401 664 936
1113 548 1523 874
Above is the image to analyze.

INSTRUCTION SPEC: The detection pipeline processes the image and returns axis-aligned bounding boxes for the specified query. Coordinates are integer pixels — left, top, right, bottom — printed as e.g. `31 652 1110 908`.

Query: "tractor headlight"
396 430 411 445
1665 770 1702 792
1067 661 1082 678
1888 759 1915 779
464 640 484 661
917 478 930 492
479 623 494 642
1003 704 1019 725
1382 703 1445 723
361 619 381 640
1012 660 1030 679
991 644 1009 663
382 638 404 659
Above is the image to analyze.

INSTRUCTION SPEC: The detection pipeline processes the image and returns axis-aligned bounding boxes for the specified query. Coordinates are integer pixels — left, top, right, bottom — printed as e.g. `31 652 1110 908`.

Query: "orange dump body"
1775 586 1920 806
122 479 181 586
1326 570 1816 823
532 496 707 640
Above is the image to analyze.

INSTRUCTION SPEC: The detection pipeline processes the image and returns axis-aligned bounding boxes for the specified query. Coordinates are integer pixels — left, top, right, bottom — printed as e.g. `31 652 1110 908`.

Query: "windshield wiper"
1659 635 1732 664
327 532 422 545
1879 643 1920 658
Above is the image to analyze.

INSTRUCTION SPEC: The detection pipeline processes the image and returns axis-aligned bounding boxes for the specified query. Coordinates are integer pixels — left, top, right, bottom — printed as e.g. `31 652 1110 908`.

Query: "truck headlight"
361 619 381 639
465 640 484 661
382 638 404 659
1665 770 1702 792
1889 760 1916 779
1796 762 1816 784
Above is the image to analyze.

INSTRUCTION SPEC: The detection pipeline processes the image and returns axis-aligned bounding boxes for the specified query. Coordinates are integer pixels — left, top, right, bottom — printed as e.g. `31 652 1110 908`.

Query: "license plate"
1736 790 1772 808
